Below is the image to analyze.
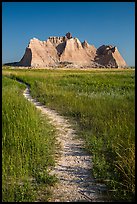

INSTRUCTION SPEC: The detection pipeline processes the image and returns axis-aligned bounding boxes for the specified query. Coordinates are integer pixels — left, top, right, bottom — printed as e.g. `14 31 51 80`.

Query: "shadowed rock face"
94 45 127 68
19 48 32 66
16 32 127 68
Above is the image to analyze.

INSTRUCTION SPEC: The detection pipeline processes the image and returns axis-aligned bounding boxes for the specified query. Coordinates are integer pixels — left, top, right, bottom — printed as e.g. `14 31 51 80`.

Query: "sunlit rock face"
17 32 127 68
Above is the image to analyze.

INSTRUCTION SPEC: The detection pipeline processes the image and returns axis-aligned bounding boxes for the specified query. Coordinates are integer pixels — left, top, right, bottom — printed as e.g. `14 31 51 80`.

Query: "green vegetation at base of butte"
2 67 135 202
2 76 57 202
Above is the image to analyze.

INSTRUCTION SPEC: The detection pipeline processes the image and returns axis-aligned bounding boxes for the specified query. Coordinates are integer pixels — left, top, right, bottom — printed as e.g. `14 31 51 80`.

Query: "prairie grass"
3 68 135 201
2 76 57 202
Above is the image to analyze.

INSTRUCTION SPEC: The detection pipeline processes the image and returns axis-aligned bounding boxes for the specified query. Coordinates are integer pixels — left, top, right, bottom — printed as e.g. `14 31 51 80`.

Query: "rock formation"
94 45 127 68
13 32 127 68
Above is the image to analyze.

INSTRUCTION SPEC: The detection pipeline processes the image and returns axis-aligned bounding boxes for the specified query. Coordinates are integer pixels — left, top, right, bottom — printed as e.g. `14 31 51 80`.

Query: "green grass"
2 76 57 202
3 68 135 201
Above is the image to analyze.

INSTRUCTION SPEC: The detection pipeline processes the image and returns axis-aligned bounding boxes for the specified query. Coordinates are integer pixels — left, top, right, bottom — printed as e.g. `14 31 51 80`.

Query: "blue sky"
2 2 135 66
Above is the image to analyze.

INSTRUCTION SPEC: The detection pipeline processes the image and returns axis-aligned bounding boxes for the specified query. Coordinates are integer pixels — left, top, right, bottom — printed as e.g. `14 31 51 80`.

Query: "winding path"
23 86 110 202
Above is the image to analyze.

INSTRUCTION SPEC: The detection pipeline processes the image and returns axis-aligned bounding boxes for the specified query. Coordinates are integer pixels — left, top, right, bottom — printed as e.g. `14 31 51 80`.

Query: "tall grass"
3 68 135 201
2 76 57 202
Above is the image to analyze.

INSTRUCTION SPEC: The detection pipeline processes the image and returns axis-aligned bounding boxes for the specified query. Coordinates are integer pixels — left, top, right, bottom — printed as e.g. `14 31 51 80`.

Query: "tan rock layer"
17 33 127 68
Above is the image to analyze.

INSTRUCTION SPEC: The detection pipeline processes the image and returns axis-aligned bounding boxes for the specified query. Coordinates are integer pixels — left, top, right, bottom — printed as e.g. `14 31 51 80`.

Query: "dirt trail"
23 86 110 202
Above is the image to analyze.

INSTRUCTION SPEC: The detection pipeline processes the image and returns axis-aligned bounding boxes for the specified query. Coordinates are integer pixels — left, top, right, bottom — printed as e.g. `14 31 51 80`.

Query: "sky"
2 2 135 66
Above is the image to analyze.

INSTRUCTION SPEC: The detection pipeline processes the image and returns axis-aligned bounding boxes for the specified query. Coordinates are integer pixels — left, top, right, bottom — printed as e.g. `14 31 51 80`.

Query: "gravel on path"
23 87 111 202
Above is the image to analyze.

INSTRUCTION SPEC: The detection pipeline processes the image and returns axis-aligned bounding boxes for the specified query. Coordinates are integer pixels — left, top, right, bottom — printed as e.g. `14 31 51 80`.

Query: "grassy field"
2 76 58 202
2 68 135 201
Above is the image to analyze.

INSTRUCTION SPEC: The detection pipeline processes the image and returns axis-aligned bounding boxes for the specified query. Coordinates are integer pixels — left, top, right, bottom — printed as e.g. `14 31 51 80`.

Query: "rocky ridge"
8 32 127 68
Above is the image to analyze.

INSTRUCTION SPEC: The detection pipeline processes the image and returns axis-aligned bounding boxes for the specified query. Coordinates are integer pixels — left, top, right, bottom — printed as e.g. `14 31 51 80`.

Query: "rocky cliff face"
17 32 127 68
94 45 127 68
